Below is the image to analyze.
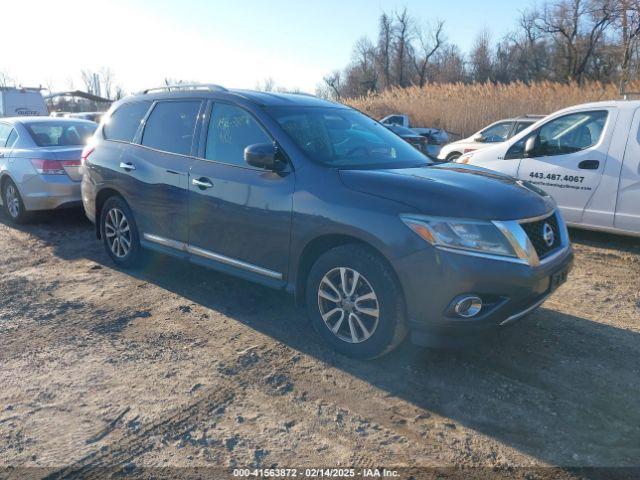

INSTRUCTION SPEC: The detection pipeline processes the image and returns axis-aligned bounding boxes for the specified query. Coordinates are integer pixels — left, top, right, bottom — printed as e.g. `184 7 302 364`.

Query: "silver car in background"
0 117 96 223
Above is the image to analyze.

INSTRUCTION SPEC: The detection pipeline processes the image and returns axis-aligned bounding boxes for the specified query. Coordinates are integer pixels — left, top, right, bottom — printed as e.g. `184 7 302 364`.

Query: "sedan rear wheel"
2 178 29 224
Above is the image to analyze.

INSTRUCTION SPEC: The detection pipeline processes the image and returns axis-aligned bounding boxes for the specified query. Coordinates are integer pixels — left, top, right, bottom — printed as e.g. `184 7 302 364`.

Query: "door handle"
192 178 213 189
119 162 136 171
578 160 599 170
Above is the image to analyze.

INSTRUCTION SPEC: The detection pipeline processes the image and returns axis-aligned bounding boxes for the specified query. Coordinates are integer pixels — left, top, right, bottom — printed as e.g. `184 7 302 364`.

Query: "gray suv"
81 85 573 359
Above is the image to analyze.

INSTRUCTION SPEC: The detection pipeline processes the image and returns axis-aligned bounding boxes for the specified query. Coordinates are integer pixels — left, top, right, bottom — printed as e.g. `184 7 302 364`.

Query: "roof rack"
141 84 228 94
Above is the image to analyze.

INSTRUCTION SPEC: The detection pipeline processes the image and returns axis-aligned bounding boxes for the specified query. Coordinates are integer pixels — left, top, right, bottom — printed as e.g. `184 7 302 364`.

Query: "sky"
2 0 529 94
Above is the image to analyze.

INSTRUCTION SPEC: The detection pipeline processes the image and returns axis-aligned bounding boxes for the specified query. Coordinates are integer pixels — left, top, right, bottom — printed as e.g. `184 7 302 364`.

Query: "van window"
141 101 201 156
103 101 151 143
0 124 11 146
205 104 271 167
533 110 608 156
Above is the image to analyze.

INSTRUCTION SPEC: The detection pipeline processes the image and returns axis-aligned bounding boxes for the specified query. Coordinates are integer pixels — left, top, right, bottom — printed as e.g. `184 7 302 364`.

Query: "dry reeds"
346 81 640 138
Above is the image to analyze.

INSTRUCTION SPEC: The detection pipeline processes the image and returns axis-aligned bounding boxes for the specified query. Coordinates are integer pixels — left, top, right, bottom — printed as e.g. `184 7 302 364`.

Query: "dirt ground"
0 209 639 479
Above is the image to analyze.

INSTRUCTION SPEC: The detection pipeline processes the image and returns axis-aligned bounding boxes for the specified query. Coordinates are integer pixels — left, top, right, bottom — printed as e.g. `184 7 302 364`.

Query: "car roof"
119 87 343 108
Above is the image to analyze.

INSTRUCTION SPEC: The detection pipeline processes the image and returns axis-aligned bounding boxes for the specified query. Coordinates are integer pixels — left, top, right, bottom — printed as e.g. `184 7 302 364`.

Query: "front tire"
2 178 29 224
305 245 407 359
446 152 462 162
100 196 142 268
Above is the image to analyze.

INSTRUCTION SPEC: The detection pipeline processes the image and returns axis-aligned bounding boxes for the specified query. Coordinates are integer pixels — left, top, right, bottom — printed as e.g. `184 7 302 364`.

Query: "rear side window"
6 129 18 148
141 101 201 156
0 124 11 146
205 103 271 166
103 101 151 142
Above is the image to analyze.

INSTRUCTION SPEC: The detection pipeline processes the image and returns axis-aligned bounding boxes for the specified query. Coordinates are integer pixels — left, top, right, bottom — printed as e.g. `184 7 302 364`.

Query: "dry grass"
346 81 640 138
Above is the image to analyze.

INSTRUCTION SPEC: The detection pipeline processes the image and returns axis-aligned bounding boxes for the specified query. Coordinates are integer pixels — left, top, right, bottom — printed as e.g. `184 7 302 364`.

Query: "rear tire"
100 196 142 268
2 178 29 224
305 244 408 359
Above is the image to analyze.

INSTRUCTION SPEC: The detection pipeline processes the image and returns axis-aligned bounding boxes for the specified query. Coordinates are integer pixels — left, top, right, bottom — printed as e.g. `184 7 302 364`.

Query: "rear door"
188 101 294 283
127 99 202 246
515 109 615 224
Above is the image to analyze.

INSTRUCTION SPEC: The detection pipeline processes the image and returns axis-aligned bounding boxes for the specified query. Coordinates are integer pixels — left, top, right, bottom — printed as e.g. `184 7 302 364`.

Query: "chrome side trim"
143 233 187 251
500 295 549 326
187 245 283 279
142 233 283 280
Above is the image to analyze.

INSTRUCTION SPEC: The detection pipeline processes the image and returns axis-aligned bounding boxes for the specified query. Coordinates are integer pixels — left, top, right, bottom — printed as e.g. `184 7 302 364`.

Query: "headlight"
401 215 517 258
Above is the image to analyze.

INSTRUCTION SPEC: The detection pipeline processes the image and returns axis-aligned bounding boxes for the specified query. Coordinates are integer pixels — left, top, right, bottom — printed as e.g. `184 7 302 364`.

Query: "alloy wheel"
104 207 131 258
317 267 379 343
5 184 20 219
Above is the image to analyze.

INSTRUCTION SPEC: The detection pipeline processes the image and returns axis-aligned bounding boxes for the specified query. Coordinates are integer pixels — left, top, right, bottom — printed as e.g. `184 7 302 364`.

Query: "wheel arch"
94 187 127 239
293 233 405 308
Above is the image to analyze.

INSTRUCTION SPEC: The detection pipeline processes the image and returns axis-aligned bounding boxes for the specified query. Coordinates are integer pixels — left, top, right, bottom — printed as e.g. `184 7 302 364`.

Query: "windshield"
266 106 431 169
25 121 97 147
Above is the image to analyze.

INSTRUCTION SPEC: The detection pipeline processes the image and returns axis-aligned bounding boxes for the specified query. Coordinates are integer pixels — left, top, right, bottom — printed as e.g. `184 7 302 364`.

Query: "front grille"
520 213 561 260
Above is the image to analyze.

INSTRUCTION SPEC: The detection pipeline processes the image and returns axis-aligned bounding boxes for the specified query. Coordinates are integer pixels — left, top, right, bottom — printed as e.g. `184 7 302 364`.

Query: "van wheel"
306 245 408 359
446 152 461 161
100 196 142 268
2 178 29 224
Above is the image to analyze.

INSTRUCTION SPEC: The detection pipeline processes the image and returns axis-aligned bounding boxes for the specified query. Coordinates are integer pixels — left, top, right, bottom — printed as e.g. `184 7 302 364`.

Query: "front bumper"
19 174 81 211
394 242 574 348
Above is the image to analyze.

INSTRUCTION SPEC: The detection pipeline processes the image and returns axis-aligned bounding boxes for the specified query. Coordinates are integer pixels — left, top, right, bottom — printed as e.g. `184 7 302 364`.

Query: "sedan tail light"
30 159 80 175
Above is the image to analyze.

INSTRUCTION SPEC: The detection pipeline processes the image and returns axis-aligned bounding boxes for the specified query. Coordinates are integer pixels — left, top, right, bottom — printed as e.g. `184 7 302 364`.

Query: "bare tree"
535 0 616 82
615 0 640 91
376 12 395 88
114 85 126 100
470 28 493 82
322 71 342 100
0 71 13 87
412 20 445 87
256 77 277 92
393 8 414 87
100 67 115 99
81 69 97 95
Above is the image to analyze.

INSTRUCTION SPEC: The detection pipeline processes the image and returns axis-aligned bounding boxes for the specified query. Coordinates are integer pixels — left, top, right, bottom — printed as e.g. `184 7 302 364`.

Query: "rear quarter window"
103 101 152 143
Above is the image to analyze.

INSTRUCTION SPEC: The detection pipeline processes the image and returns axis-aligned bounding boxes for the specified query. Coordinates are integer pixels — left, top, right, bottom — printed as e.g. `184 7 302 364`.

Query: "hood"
339 164 554 221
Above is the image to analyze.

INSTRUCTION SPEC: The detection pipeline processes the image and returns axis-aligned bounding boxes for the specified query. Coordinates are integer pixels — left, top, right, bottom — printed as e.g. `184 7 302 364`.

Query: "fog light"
453 296 483 318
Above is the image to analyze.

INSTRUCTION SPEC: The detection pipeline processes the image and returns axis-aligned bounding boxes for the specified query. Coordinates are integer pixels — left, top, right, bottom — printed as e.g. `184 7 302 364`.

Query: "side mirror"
473 134 486 143
524 135 537 157
244 143 284 171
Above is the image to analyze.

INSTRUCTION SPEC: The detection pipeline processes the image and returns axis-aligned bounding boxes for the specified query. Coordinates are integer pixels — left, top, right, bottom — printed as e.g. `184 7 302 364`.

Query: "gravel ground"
0 209 639 479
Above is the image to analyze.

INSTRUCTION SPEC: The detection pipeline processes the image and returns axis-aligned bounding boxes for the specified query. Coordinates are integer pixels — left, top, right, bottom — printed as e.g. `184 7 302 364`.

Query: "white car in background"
438 115 544 162
454 100 640 237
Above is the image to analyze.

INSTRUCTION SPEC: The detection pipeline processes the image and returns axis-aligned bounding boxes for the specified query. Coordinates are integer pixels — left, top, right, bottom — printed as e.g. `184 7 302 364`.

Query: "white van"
455 100 640 237
0 87 48 117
